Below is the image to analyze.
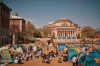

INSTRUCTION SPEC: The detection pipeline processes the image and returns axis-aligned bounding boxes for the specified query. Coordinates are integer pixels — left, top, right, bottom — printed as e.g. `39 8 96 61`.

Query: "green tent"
15 47 23 53
67 48 78 60
1 49 11 60
78 54 99 66
11 44 17 50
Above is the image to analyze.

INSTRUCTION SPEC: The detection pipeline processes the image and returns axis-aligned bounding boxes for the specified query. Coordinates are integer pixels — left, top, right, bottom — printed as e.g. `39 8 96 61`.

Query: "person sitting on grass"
51 51 55 57
58 58 62 63
41 54 47 64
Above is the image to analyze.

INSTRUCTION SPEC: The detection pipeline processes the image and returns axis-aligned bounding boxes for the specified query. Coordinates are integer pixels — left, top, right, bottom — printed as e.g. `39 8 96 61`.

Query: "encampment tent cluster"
58 43 100 66
0 43 43 64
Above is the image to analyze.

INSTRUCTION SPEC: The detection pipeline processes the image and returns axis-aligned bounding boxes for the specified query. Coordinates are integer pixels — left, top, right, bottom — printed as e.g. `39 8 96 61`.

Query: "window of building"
2 38 3 44
0 38 1 45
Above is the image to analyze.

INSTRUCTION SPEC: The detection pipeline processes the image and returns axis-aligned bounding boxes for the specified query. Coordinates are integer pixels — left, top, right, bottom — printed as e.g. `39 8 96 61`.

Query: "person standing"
26 52 29 61
41 54 46 64
72 55 77 66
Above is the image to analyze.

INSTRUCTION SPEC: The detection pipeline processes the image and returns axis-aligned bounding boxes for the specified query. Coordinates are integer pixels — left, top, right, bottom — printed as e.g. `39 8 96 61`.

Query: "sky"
2 0 100 28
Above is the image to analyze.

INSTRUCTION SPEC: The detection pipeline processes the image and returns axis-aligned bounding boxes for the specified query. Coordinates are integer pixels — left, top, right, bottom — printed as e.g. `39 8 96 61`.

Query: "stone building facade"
47 18 81 40
10 13 26 44
0 1 11 46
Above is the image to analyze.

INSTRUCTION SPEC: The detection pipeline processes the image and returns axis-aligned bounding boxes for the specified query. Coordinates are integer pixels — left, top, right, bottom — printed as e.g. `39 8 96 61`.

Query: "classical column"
68 31 69 37
54 30 57 39
63 31 65 38
61 31 63 38
74 30 76 37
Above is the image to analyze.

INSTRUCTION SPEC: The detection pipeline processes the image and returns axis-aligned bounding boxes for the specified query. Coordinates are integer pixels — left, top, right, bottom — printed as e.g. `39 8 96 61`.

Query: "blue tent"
90 51 100 58
58 43 68 51
67 48 78 60
78 54 100 66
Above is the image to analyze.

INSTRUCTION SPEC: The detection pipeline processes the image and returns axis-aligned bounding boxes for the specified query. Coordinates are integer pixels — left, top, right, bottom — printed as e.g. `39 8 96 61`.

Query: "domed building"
47 18 81 40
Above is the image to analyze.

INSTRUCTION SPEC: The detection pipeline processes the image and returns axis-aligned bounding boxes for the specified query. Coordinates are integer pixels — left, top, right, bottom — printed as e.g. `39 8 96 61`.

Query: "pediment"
61 23 68 27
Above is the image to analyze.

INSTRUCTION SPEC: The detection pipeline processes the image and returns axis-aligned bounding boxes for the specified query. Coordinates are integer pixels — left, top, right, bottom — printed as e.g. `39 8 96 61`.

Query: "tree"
10 24 20 44
95 28 100 34
41 25 52 38
33 30 42 38
81 26 95 47
81 26 95 39
25 22 36 41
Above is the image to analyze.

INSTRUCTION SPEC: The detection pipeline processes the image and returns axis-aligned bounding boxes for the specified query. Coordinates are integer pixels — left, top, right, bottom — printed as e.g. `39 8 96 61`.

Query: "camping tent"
90 51 100 58
78 53 99 66
1 49 11 60
15 47 23 53
67 48 78 60
58 43 68 51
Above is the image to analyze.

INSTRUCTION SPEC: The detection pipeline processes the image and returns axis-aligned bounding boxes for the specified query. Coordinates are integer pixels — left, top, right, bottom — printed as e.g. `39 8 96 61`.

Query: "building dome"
58 18 69 21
